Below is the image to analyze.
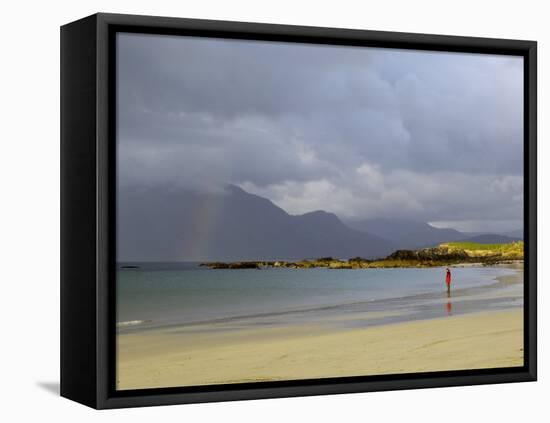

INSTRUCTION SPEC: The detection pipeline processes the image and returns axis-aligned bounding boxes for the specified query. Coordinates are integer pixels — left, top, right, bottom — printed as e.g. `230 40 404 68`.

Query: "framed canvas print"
60 13 537 409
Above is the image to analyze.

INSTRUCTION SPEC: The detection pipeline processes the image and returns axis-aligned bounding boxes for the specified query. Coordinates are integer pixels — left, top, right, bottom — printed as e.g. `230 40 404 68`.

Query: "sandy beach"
117 308 523 390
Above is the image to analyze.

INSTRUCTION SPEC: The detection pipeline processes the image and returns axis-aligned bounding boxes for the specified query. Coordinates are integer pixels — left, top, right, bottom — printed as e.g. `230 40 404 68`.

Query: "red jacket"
445 271 451 284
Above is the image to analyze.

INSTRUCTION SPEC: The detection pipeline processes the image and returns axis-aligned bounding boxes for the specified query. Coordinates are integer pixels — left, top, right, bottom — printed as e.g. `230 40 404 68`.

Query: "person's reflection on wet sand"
445 291 453 316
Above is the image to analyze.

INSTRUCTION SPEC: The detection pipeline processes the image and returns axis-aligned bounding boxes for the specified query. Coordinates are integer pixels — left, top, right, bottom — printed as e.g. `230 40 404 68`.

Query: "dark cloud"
117 33 524 231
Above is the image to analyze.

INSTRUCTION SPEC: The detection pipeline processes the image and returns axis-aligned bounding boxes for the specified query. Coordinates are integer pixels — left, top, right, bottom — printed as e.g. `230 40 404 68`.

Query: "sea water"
116 264 523 332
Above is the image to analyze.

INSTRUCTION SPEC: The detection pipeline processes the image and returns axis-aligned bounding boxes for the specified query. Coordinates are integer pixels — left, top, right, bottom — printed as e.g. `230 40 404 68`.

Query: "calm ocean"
116 264 523 332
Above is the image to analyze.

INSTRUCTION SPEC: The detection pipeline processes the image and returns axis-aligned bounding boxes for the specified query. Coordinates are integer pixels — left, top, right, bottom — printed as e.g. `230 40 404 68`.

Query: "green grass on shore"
443 241 523 252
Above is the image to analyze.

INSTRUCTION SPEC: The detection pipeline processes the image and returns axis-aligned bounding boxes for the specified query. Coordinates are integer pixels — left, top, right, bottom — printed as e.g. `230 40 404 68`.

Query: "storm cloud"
117 32 524 232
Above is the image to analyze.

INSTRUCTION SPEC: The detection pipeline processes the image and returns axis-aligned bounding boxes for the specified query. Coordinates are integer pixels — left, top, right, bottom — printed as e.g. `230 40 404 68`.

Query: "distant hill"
345 217 465 250
459 234 521 244
504 229 524 239
461 229 524 240
118 185 394 261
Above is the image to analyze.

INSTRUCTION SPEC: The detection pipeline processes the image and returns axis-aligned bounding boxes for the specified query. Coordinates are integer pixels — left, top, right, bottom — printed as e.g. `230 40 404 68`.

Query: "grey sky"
117 33 524 232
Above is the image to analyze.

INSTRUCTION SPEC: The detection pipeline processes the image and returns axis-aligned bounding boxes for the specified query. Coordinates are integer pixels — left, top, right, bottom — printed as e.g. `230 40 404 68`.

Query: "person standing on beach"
445 268 452 294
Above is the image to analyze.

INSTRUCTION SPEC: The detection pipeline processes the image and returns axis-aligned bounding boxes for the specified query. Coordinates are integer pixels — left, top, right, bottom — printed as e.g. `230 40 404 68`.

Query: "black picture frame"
60 12 537 409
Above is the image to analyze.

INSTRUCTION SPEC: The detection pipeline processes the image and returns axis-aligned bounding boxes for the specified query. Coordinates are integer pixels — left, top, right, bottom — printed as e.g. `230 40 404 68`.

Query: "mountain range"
343 218 520 249
344 218 463 250
118 185 521 262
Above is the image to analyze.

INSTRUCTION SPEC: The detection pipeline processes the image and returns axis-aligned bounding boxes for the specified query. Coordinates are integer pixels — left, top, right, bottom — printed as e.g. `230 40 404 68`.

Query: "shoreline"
199 259 524 270
197 242 523 270
117 308 524 390
197 241 523 270
117 266 523 334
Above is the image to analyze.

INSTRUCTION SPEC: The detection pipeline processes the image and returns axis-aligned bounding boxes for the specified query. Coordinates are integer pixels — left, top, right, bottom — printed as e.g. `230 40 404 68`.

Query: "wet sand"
116 308 523 390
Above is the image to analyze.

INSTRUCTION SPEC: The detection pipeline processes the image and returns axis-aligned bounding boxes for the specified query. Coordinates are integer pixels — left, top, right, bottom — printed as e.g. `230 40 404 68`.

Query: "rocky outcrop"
200 261 264 269
388 246 469 262
200 242 523 270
